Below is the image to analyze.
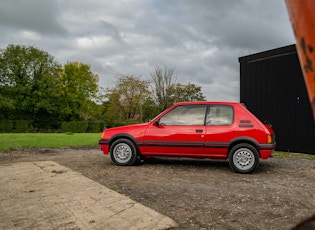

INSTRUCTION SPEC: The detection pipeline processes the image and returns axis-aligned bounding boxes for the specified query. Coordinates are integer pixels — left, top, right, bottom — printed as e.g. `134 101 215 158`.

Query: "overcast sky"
0 0 295 101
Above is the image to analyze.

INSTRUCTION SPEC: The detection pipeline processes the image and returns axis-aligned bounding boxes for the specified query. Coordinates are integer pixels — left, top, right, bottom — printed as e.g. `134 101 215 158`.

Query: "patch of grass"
0 133 101 152
273 151 315 160
1 134 314 161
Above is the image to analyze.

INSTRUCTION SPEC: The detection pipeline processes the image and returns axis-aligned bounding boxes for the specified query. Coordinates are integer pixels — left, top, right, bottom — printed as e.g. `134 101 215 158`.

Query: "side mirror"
153 120 160 126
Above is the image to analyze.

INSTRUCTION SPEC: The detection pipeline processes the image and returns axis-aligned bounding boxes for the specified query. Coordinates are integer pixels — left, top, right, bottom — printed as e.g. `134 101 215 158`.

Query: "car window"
206 105 233 126
159 104 207 126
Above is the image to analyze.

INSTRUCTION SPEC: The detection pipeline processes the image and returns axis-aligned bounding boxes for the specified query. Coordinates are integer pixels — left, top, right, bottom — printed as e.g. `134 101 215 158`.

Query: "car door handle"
195 129 203 133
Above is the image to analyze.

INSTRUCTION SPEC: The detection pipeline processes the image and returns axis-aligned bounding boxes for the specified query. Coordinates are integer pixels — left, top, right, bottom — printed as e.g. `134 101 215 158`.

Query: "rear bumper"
260 142 276 159
260 149 274 159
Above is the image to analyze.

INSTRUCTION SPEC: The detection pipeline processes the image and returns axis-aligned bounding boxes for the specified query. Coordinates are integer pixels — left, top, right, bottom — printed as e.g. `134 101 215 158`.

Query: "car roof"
173 101 240 106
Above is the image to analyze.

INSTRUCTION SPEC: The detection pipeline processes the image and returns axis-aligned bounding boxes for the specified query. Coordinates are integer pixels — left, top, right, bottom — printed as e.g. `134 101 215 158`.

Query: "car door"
143 104 207 157
203 104 235 158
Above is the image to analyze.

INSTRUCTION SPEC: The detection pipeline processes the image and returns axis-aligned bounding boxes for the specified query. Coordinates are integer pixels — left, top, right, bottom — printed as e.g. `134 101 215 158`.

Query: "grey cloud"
0 0 295 101
0 0 67 35
99 20 122 41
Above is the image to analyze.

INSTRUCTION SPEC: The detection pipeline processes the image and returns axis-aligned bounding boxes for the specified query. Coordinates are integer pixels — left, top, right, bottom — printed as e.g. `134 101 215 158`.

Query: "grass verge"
272 151 315 160
0 134 314 160
0 133 101 152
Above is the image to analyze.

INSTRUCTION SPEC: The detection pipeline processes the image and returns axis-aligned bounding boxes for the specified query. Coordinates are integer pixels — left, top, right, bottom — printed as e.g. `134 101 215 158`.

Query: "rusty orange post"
286 0 315 122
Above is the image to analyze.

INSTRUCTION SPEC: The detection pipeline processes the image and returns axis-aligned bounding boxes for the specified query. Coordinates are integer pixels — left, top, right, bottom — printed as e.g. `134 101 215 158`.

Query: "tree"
104 75 151 126
151 66 177 111
0 95 14 119
0 44 62 129
171 82 206 102
151 66 206 112
102 88 123 127
59 62 99 121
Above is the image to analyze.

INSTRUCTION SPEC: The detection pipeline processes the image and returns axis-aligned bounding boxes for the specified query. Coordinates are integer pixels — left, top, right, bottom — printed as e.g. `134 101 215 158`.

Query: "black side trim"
144 140 204 148
204 142 229 148
143 141 230 149
136 140 145 146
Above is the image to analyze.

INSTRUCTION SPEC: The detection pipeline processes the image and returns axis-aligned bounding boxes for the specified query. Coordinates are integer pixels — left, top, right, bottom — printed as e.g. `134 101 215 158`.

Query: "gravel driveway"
1 147 314 229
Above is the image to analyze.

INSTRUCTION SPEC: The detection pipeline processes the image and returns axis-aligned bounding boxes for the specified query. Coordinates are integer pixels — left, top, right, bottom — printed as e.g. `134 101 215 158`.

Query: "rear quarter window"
206 105 234 126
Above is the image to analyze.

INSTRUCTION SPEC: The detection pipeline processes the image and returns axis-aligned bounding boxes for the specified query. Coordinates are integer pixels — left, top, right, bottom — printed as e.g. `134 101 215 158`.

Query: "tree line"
0 44 205 132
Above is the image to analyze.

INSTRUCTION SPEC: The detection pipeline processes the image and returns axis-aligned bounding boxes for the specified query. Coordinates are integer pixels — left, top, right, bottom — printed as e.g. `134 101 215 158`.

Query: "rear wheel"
110 139 138 166
228 143 259 173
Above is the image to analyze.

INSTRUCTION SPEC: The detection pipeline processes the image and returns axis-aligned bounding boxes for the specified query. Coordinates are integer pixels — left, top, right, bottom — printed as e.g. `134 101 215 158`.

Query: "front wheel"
110 139 138 166
228 144 259 174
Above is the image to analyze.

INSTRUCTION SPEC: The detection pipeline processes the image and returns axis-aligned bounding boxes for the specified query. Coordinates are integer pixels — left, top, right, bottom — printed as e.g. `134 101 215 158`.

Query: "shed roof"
239 44 296 64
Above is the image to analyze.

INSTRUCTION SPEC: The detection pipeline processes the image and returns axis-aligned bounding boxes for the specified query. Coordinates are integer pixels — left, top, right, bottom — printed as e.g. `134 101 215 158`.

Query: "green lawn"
0 133 101 152
272 151 315 160
1 134 315 160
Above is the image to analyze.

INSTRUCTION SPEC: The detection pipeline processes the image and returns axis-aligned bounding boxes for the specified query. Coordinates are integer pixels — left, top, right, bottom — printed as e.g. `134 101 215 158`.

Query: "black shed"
239 44 315 154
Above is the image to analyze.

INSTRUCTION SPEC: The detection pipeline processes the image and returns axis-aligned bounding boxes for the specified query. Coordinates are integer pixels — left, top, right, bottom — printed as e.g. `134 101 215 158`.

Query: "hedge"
0 120 30 133
15 120 29 132
0 120 104 133
61 121 87 133
61 121 105 133
0 120 14 132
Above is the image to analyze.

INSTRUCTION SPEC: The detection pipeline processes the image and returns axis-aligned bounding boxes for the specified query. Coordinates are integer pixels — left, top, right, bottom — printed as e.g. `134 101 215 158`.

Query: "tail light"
267 135 273 144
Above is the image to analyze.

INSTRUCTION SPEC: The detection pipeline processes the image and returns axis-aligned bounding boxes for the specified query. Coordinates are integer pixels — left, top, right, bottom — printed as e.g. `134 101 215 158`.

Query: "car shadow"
142 157 230 170
141 157 276 174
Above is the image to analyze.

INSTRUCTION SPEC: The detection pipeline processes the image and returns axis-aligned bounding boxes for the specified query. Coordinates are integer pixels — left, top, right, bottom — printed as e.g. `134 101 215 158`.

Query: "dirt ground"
0 147 314 230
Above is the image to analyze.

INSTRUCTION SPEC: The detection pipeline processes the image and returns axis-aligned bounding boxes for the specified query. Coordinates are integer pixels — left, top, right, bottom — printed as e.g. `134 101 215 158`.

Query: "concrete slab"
0 161 177 229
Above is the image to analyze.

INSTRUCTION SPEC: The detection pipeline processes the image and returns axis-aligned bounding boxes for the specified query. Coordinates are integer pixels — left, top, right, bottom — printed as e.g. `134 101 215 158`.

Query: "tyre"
110 139 138 166
228 143 260 174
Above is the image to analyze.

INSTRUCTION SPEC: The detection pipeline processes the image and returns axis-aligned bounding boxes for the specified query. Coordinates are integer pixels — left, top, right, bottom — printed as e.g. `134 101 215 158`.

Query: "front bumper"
99 139 109 154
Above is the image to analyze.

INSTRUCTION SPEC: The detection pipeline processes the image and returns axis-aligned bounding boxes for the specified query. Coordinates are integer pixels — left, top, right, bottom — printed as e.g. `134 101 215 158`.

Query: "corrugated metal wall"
239 45 315 154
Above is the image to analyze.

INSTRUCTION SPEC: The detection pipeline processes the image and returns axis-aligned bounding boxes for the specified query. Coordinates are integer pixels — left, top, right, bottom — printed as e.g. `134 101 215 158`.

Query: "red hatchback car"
99 102 275 173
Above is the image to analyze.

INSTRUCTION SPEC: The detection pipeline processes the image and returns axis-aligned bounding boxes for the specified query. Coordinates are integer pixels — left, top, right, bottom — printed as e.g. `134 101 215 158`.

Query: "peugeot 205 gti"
99 102 275 173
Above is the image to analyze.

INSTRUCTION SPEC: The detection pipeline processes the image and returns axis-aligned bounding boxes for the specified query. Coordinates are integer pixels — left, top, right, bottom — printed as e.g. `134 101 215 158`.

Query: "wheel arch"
109 134 141 155
228 137 261 158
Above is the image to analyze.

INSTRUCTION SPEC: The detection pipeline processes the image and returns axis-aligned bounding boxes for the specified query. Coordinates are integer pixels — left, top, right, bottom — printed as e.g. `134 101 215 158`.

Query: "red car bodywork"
99 102 275 173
